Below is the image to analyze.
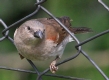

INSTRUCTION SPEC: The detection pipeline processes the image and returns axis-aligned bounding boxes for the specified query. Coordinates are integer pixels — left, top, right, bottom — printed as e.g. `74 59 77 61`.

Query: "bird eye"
27 26 30 30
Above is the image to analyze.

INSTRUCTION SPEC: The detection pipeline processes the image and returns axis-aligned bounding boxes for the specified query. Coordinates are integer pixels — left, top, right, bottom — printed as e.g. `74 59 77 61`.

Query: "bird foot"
50 60 58 73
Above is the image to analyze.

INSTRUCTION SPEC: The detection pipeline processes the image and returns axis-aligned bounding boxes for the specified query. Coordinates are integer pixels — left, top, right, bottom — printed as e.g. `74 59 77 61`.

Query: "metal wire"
98 0 109 11
0 0 109 80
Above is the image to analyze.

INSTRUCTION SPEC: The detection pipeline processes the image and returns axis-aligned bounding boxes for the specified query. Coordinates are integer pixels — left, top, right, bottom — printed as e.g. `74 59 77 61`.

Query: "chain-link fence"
0 0 109 80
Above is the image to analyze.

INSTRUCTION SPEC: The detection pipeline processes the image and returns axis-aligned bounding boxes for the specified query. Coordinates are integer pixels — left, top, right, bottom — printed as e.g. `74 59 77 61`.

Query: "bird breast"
16 35 74 60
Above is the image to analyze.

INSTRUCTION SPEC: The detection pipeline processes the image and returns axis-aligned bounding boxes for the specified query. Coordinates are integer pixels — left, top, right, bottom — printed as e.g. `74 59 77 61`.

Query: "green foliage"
0 67 108 80
0 70 20 80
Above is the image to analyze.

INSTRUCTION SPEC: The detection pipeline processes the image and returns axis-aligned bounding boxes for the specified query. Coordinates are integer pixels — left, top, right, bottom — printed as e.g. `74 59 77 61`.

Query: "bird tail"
71 27 93 34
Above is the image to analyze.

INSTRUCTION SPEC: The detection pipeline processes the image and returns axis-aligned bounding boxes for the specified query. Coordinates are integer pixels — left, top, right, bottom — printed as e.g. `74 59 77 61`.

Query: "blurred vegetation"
0 0 109 80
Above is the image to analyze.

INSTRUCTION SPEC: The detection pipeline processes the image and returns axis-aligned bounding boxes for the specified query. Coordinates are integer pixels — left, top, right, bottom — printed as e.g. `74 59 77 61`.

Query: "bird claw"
50 60 58 73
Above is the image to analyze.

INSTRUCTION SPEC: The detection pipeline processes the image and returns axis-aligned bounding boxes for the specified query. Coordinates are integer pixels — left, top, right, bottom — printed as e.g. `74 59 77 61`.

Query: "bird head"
14 20 45 45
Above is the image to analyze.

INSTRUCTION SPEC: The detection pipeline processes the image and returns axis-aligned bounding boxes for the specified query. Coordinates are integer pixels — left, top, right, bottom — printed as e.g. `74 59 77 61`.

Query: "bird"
14 16 92 73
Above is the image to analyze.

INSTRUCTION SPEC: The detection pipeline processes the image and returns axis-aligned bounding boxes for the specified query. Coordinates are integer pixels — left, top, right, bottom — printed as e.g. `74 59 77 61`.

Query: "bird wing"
37 17 70 45
37 16 92 45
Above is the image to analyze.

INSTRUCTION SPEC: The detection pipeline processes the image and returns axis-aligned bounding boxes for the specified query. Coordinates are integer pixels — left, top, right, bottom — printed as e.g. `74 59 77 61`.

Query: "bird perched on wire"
14 16 92 73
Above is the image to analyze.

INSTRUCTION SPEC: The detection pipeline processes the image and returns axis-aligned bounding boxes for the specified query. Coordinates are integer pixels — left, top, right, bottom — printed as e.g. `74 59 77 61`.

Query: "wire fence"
0 0 109 80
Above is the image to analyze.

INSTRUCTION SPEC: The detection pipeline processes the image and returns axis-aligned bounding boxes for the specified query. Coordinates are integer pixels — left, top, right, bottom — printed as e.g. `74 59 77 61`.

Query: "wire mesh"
0 0 109 80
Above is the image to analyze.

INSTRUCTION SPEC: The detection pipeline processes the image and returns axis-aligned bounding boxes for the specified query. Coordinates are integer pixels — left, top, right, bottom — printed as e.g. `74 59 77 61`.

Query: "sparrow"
14 16 92 73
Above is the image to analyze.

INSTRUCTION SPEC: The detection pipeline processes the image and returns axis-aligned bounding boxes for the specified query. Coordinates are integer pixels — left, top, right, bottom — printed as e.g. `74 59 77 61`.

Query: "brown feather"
36 16 92 44
70 27 92 34
36 17 69 44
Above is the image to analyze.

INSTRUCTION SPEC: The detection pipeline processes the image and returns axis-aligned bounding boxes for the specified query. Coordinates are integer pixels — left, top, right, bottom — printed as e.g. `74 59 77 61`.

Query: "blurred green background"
0 0 109 80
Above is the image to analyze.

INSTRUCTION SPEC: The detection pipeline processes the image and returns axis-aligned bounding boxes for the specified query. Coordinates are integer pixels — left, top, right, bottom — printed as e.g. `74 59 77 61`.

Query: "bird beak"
34 30 43 39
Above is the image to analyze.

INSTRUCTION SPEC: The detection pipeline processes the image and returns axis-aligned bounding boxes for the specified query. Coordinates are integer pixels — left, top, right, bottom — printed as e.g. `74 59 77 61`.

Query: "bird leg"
50 56 60 73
